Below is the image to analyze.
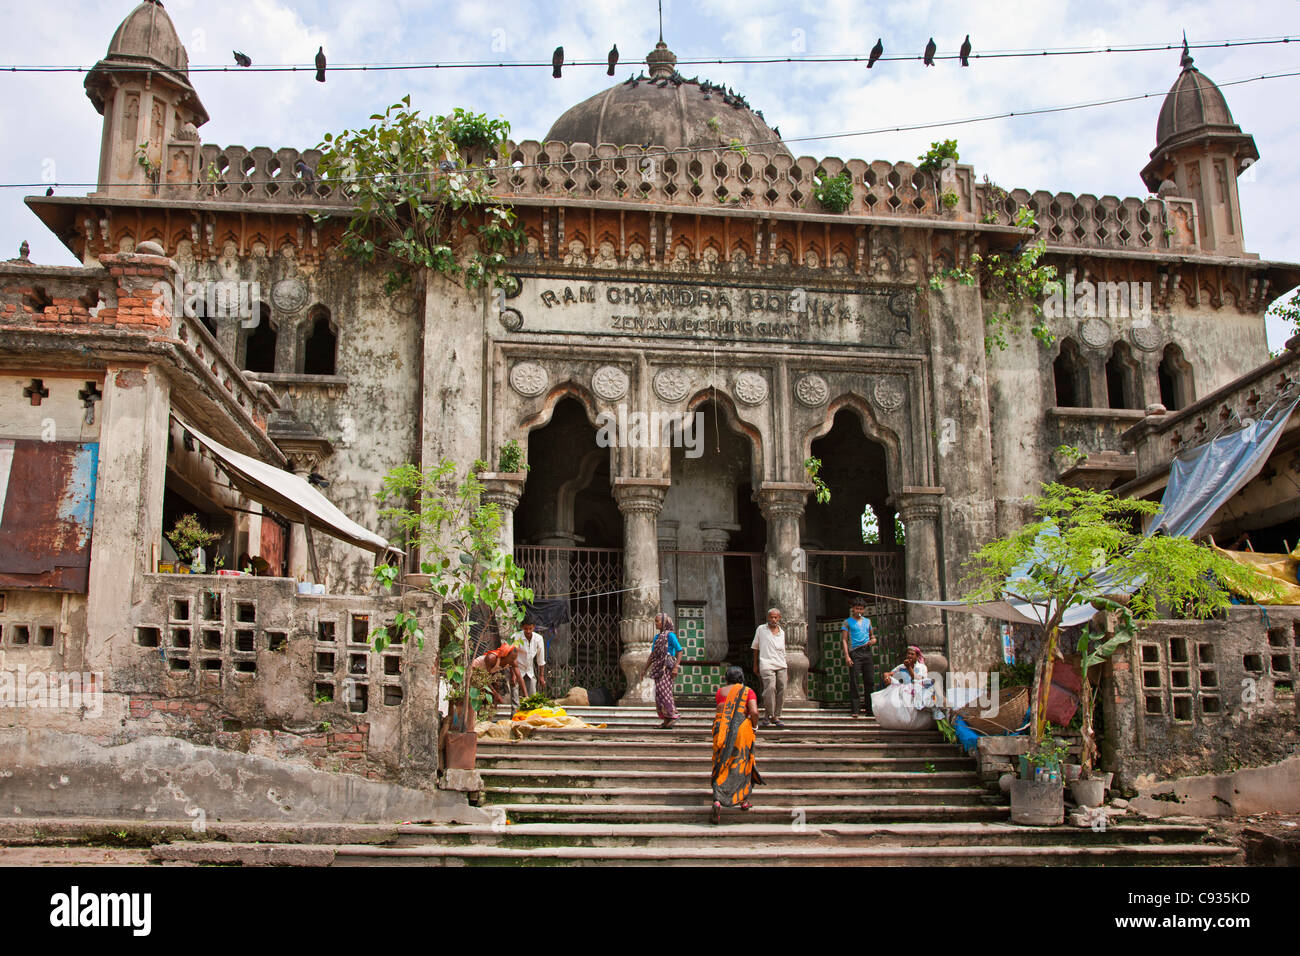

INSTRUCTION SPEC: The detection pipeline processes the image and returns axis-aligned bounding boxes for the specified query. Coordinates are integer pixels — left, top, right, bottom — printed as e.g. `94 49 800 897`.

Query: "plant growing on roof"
166 513 219 566
315 96 523 295
812 170 853 213
368 459 533 737
961 483 1279 750
803 456 831 504
930 206 1059 352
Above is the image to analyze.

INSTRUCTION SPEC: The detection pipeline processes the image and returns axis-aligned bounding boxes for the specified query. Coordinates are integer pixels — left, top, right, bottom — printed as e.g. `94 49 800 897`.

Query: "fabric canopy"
1147 396 1300 539
175 418 399 557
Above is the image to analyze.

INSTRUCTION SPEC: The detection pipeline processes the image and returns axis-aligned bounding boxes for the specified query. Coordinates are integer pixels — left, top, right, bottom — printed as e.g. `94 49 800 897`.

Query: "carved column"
700 523 739 661
284 451 322 581
478 472 526 552
755 482 814 701
613 477 671 705
895 486 948 673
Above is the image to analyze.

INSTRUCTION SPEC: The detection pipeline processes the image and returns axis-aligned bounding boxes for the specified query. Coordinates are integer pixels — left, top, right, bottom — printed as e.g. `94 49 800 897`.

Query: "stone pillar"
479 472 526 551
284 451 321 581
657 520 680 622
896 486 948 673
84 363 171 674
613 477 671 705
755 483 813 701
700 523 739 661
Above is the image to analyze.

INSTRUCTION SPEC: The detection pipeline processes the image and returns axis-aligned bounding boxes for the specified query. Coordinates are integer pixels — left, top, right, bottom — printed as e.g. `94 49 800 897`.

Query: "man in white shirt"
751 607 787 728
502 617 546 708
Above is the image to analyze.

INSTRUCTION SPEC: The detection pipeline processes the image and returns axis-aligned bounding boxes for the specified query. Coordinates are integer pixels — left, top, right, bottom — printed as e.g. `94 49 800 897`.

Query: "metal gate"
514 545 625 700
806 549 907 669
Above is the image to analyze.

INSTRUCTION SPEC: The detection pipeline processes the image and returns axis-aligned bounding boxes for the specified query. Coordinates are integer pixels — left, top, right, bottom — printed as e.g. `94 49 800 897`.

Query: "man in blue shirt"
840 597 877 717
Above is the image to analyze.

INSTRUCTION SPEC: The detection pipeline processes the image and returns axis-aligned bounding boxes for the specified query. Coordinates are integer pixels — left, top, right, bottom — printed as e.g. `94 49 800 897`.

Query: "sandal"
739 802 753 811
711 802 722 825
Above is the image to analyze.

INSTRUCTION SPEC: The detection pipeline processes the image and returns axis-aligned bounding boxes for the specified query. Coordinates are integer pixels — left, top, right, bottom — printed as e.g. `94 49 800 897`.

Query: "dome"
85 0 208 124
106 0 190 75
544 42 791 158
1140 48 1257 193
1154 64 1240 151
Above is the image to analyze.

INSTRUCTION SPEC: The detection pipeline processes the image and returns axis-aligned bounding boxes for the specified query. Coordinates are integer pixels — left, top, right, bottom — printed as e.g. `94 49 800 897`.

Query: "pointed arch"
801 394 906 495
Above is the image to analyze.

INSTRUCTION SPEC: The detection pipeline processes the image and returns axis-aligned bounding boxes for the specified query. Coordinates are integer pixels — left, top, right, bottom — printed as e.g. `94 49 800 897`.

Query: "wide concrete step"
390 821 1217 850
150 840 1242 867
496 803 1010 824
490 728 947 744
477 739 960 759
482 785 992 806
477 754 976 772
479 769 982 790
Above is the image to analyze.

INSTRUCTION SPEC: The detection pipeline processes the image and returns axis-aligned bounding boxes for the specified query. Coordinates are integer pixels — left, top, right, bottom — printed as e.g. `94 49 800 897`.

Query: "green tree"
1266 286 1300 338
369 459 533 732
961 484 1278 747
316 96 522 294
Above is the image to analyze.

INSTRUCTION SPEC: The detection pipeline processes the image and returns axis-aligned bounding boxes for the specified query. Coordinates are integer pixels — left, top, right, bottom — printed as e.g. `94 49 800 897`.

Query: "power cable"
6 67 1298 192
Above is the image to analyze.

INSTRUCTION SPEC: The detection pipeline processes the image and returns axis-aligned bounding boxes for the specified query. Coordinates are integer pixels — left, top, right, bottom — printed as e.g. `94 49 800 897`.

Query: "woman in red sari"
711 665 762 823
645 613 683 728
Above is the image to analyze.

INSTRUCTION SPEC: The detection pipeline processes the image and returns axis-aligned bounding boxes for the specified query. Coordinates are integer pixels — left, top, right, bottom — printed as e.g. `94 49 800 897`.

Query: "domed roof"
544 42 791 158
85 0 207 124
106 0 190 74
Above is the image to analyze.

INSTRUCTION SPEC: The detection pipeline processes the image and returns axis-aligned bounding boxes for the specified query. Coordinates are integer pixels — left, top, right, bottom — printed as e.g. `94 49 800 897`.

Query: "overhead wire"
5 66 1299 193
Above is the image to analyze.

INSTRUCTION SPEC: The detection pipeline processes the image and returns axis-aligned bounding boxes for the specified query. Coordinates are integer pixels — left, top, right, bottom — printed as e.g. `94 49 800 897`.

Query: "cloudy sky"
2 0 1297 345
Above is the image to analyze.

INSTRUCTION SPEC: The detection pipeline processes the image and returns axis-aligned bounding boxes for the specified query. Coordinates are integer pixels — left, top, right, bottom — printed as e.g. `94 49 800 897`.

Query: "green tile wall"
815 619 850 703
675 604 706 662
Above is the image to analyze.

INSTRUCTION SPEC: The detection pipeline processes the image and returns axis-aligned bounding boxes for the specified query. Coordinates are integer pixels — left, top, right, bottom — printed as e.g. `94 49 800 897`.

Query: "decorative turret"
1140 42 1259 256
85 0 208 198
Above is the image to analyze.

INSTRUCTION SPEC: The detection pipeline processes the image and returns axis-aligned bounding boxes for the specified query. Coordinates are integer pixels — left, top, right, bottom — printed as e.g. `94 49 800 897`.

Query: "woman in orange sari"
711 666 762 824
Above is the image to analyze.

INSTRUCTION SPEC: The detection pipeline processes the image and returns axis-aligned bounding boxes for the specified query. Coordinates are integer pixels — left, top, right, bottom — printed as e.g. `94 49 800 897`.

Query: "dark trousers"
848 645 875 715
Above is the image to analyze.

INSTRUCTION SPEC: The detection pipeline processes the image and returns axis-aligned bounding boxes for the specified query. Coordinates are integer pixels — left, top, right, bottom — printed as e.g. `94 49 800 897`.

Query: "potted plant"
1070 598 1135 807
165 513 219 574
1012 731 1068 825
368 458 532 774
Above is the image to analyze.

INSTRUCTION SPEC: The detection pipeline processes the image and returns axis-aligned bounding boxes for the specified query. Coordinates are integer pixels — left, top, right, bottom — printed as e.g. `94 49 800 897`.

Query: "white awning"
174 417 400 557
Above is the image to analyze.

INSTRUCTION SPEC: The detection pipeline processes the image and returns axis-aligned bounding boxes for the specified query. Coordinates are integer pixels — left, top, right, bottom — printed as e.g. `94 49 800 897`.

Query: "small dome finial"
646 39 677 79
1180 30 1194 70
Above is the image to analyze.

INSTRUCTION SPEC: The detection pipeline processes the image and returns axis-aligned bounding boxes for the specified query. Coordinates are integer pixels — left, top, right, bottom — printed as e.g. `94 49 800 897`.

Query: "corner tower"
1140 45 1258 256
84 0 208 198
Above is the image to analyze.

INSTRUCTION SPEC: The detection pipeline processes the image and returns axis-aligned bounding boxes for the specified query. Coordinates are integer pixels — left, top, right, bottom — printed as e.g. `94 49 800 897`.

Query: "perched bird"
923 37 936 66
294 160 316 185
315 46 326 82
233 50 252 68
959 35 971 66
44 186 53 196
867 38 883 68
607 44 618 76
552 46 564 79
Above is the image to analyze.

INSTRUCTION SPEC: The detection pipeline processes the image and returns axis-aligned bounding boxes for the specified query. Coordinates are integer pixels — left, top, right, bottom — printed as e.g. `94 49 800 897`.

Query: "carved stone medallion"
871 377 906 412
271 277 308 313
1129 323 1162 352
591 365 629 401
1079 317 1111 350
734 371 768 406
509 362 548 397
794 373 829 407
653 367 692 403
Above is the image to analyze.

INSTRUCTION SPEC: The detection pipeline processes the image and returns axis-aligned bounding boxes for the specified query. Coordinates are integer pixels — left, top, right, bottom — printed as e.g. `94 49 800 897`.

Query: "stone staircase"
317 705 1238 866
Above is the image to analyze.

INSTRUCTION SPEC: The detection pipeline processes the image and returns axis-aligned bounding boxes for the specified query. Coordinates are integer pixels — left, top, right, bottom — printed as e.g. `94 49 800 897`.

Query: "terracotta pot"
444 731 477 770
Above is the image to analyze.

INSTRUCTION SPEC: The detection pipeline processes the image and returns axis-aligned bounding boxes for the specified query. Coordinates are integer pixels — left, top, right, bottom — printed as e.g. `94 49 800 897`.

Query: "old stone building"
3 0 1298 783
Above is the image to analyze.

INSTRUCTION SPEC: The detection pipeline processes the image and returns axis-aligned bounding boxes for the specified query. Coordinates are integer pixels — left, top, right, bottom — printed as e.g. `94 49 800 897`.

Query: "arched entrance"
513 396 624 700
803 407 906 704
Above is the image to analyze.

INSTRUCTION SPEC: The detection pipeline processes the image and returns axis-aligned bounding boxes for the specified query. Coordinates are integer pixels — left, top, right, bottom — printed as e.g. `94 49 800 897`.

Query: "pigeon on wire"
867 38 883 68
233 51 252 68
553 46 564 78
607 44 619 76
315 46 326 82
959 35 971 66
923 38 936 65
45 187 53 196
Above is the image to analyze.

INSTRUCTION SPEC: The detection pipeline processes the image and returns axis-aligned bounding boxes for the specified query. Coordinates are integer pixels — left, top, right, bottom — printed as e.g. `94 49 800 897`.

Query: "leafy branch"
316 96 523 295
